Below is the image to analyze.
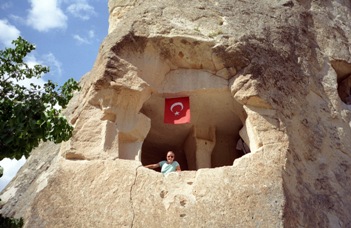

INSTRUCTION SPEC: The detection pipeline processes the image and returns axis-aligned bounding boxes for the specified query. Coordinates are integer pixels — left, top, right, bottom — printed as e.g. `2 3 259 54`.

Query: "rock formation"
1 0 351 227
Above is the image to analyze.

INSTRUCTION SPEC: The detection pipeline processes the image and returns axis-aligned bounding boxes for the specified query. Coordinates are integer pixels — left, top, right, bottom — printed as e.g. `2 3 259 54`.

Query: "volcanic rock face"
1 0 351 227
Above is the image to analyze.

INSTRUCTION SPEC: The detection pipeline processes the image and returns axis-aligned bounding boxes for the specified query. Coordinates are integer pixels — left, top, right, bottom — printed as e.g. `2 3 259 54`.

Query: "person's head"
166 151 175 163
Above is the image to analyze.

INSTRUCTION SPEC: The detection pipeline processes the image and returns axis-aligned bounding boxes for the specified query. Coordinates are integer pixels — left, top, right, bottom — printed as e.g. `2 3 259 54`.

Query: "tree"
0 37 79 160
0 37 79 227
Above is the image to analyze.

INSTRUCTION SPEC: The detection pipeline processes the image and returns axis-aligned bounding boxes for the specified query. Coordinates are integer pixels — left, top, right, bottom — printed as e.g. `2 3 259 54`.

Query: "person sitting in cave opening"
144 151 181 174
236 137 250 155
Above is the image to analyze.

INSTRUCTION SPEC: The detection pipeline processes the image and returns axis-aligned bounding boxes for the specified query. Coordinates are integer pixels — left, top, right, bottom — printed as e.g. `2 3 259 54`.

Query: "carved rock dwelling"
1 0 351 227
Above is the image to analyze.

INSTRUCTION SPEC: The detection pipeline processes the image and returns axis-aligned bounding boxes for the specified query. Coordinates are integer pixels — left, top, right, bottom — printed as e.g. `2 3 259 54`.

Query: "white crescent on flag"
170 102 184 115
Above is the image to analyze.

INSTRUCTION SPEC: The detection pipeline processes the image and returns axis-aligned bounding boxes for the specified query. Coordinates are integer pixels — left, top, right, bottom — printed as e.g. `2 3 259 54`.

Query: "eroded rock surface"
1 0 351 227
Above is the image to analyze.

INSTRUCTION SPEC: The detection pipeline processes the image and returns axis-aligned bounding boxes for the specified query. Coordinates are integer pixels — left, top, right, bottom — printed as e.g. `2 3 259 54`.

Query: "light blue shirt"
159 161 180 174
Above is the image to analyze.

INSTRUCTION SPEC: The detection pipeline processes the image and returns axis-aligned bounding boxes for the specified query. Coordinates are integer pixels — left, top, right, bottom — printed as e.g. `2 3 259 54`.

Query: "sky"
0 0 109 191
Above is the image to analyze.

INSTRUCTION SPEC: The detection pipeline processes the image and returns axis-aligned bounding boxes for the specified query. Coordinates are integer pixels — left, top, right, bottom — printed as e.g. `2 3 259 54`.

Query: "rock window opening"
140 90 248 171
111 37 252 167
331 60 351 105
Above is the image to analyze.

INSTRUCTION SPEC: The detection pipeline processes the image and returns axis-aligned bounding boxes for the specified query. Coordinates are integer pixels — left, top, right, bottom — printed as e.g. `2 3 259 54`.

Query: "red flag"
164 97 190 124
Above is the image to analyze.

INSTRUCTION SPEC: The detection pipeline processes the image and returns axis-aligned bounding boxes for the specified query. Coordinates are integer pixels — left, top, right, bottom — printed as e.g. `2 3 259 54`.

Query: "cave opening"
140 87 247 171
331 60 351 105
114 36 251 169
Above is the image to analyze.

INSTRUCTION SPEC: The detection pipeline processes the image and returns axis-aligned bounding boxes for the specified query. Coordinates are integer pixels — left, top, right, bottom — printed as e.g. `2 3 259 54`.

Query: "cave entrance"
332 60 351 105
140 87 246 171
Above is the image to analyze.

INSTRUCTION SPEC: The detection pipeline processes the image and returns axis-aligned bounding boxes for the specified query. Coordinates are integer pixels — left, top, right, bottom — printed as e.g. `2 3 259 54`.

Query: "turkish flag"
164 97 191 124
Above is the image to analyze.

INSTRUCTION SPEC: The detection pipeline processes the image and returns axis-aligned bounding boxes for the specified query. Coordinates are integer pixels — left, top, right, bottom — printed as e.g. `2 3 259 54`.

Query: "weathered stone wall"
1 0 351 227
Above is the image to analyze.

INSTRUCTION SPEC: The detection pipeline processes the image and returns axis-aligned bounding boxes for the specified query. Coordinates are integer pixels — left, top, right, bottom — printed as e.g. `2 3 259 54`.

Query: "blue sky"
0 0 109 191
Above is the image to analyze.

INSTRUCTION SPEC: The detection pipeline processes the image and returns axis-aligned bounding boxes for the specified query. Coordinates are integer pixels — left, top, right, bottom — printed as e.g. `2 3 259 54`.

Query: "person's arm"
176 165 181 172
144 163 160 169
